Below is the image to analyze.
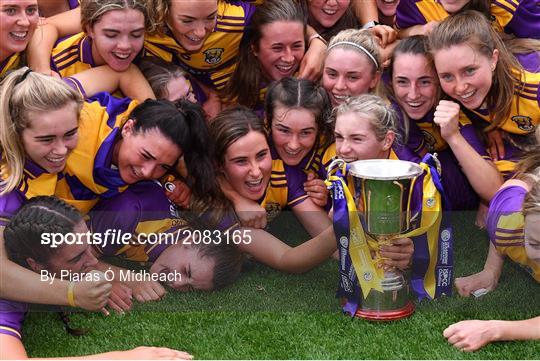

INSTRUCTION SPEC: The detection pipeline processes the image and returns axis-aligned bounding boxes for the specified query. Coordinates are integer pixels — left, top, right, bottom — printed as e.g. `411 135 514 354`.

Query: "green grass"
23 212 539 359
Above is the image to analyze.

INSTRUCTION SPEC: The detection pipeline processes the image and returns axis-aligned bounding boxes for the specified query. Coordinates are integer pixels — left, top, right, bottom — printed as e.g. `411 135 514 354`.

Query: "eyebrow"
68 249 86 263
34 126 78 140
102 27 145 33
142 149 156 160
178 10 218 20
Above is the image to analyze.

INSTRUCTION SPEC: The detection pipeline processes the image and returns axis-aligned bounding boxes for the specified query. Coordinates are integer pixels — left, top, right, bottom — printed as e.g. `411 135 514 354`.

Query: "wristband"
308 33 327 46
67 282 77 307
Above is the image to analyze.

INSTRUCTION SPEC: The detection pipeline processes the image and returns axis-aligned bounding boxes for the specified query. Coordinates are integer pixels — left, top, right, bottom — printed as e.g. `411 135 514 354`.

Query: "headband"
327 41 379 69
15 68 32 86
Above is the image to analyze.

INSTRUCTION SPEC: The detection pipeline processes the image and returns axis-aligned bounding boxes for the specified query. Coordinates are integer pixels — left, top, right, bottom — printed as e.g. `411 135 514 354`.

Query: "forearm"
27 23 59 73
398 25 426 38
483 242 504 278
491 317 540 342
118 64 156 101
0 258 70 305
293 200 332 237
446 133 503 201
352 0 379 25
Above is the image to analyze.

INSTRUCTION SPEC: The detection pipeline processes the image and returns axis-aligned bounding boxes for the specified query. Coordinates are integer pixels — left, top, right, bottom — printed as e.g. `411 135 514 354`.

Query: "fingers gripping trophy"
325 155 454 321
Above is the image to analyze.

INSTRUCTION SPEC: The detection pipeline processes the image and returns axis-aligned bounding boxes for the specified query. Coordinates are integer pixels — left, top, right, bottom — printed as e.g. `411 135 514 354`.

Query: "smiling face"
322 48 380 106
21 103 79 173
29 221 98 276
86 8 145 71
114 121 182 184
0 0 38 61
308 0 350 29
254 20 305 82
164 75 196 103
392 53 438 120
433 44 498 110
167 0 217 52
376 0 400 17
270 104 318 166
150 243 215 291
334 111 393 162
524 213 540 265
439 0 470 14
221 130 272 201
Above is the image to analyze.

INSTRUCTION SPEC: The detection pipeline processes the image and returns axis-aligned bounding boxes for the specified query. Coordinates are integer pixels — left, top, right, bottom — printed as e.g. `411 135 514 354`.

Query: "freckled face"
433 44 498 110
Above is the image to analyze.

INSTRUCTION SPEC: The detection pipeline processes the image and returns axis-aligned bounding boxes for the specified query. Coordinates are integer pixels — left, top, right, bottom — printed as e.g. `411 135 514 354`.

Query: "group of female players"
0 0 539 358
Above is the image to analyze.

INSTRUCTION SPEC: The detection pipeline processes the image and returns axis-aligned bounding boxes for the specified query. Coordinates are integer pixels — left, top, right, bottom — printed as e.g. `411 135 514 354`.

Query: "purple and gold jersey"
143 0 256 91
55 92 138 214
396 0 540 38
298 138 337 182
68 0 80 9
260 146 310 222
0 53 21 77
0 299 27 340
515 51 540 74
51 33 97 77
487 185 540 281
90 181 183 263
0 160 58 226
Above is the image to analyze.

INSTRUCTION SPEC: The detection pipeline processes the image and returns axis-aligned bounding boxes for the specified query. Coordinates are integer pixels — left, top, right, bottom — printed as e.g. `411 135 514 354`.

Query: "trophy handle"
327 158 346 177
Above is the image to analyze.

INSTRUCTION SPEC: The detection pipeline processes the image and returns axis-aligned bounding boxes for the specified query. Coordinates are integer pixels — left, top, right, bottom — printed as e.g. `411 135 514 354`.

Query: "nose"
248 161 263 178
140 164 156 179
335 76 346 91
84 248 99 268
337 140 351 155
455 76 468 93
16 13 30 27
288 135 301 151
116 36 131 50
281 47 294 63
409 84 419 100
193 24 206 39
53 140 69 156
171 277 189 291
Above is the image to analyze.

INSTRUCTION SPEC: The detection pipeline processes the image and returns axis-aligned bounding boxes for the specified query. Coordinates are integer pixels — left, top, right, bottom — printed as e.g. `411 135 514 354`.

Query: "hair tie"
327 41 379 69
15 68 32 85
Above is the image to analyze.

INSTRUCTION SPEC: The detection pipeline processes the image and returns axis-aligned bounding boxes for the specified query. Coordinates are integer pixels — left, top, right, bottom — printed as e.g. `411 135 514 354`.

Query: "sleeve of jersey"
0 300 26 340
63 76 87 99
89 192 140 258
493 0 540 39
459 124 490 159
396 0 428 29
486 185 527 247
0 192 23 227
285 167 309 208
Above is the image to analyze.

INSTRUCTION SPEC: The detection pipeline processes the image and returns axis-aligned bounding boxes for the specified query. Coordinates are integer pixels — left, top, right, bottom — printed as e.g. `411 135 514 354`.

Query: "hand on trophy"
379 237 414 271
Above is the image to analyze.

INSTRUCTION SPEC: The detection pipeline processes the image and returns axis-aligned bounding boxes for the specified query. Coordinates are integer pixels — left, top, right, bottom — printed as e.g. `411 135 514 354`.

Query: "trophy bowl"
348 159 423 321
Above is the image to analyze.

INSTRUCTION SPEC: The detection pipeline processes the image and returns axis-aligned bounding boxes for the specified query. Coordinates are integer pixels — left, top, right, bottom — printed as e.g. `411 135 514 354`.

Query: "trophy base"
354 301 415 321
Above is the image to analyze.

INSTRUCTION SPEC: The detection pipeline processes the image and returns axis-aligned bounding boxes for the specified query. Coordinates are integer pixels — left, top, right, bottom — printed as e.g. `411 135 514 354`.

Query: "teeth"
460 90 475 99
131 166 142 178
186 34 202 42
383 0 396 3
113 52 130 59
341 158 357 163
407 101 422 107
10 31 27 40
246 179 263 186
285 149 301 156
45 156 65 163
276 64 294 72
322 8 337 15
333 94 349 100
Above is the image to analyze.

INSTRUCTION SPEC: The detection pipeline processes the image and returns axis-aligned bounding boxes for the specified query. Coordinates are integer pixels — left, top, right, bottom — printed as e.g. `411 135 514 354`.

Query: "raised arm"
70 64 156 101
27 8 82 75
